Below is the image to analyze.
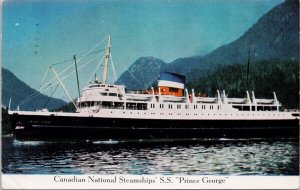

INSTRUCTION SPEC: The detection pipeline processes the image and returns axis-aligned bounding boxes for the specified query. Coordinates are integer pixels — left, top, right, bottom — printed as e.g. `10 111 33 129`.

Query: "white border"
2 175 299 189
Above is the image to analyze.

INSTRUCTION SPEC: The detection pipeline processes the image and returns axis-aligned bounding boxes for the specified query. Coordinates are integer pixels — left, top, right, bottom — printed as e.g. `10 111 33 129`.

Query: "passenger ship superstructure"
9 36 299 141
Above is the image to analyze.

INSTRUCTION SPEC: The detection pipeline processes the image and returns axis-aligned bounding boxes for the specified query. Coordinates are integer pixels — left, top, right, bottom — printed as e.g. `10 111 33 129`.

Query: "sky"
2 0 283 101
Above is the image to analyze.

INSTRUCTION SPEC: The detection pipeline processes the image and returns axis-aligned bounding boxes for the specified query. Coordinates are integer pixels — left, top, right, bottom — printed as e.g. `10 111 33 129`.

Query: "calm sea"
2 136 299 175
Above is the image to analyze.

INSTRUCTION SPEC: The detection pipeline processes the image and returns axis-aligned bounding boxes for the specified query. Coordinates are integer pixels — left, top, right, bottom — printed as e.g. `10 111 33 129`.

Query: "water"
2 137 299 175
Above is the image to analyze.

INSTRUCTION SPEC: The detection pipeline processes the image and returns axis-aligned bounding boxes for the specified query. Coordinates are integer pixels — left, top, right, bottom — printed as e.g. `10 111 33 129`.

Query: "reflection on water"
2 137 299 175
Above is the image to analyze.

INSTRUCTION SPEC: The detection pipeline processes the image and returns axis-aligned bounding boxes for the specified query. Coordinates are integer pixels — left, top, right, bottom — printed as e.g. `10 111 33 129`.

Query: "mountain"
166 0 299 79
2 68 66 111
117 0 299 87
116 57 167 90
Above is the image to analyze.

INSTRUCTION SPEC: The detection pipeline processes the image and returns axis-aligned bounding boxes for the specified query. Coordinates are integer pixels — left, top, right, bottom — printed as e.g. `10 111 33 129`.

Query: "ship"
8 36 300 141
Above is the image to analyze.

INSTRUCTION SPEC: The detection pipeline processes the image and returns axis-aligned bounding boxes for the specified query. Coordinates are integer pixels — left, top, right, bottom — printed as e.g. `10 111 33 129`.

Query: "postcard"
1 0 299 189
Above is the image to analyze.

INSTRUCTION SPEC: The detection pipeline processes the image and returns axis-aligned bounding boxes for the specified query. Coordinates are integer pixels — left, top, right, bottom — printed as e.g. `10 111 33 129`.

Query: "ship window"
109 93 117 96
169 88 178 93
257 106 264 111
102 101 117 108
185 105 189 109
100 92 108 96
243 106 250 111
126 103 139 110
233 106 242 110
82 101 90 107
135 103 147 110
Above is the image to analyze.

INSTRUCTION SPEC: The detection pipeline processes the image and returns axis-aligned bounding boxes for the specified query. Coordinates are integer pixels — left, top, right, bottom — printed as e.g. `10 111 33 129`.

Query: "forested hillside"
2 68 66 111
187 59 299 109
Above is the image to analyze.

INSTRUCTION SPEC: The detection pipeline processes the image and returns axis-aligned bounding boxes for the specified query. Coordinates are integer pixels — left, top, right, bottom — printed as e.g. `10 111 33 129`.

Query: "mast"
74 55 81 97
246 49 251 91
102 35 111 84
74 55 81 108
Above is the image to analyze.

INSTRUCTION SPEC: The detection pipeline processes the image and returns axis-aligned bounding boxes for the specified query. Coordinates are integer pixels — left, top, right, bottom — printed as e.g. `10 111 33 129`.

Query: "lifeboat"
255 99 274 104
227 98 247 104
125 94 153 101
194 97 217 103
